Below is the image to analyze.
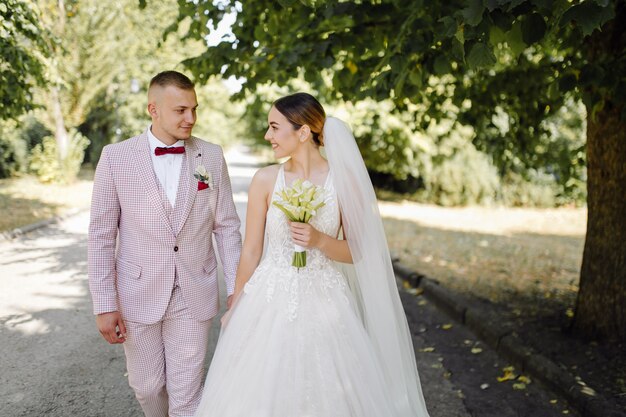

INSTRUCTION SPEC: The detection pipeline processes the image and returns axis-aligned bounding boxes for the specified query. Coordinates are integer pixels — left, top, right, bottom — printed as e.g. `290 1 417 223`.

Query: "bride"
194 93 430 417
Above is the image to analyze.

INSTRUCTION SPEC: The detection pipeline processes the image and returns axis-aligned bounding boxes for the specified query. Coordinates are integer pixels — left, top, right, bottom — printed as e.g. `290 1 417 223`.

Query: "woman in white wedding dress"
194 93 429 417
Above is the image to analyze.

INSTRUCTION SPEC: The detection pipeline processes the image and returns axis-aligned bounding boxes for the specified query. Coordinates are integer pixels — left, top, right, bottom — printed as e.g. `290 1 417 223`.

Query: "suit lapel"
173 137 200 236
131 132 175 235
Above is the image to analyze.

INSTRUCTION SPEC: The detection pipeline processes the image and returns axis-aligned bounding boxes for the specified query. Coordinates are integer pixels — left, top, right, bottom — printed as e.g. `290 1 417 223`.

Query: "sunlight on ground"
380 200 586 307
379 201 586 237
0 213 89 336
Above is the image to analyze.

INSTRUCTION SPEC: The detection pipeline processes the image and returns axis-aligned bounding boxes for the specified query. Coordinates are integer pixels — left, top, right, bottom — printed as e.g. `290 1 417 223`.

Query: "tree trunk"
51 86 69 160
573 104 626 341
572 4 626 341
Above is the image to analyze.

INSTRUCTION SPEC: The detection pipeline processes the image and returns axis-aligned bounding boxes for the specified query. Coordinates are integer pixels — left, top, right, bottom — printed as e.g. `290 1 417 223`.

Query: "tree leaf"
489 25 507 45
452 38 466 62
531 0 555 13
461 0 485 27
522 13 547 45
278 0 299 6
504 20 527 57
438 16 458 38
491 9 514 31
467 42 496 69
484 0 499 12
507 0 528 12
408 67 423 88
560 2 615 37
455 25 465 45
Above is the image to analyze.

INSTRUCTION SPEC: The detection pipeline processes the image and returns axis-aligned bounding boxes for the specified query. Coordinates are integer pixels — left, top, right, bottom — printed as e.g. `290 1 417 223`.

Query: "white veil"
324 117 430 417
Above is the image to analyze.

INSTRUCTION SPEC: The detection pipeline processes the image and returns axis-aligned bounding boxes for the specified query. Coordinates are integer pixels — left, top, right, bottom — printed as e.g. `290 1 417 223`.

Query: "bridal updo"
273 93 326 147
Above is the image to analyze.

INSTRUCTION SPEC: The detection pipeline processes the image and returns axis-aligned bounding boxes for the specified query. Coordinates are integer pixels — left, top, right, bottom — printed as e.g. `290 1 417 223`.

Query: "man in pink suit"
88 70 241 417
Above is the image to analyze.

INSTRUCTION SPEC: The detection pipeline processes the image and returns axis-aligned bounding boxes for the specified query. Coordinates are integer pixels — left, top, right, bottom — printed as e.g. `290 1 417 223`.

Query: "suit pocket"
116 258 142 280
203 261 217 277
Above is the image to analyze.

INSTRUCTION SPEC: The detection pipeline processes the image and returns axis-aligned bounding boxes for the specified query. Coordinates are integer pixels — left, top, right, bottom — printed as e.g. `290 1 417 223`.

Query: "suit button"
174 246 179 252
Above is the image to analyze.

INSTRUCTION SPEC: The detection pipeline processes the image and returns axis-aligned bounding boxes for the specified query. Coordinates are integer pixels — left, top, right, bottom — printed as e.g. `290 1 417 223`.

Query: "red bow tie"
155 146 185 156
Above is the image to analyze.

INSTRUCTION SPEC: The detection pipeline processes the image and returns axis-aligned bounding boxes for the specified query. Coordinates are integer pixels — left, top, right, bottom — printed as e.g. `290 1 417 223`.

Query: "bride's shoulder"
250 164 281 191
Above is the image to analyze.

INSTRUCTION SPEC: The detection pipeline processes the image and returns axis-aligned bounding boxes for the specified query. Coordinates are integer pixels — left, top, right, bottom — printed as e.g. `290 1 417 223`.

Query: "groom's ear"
147 103 157 118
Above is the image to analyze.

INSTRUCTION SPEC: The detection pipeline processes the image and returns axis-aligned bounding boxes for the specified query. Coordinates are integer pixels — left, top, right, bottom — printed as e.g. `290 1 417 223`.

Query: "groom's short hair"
149 71 194 90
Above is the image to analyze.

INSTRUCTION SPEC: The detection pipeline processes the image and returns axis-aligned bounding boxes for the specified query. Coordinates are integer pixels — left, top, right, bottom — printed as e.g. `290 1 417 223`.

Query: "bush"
0 120 29 178
20 116 50 151
500 171 559 207
0 139 21 178
424 142 500 206
30 130 90 184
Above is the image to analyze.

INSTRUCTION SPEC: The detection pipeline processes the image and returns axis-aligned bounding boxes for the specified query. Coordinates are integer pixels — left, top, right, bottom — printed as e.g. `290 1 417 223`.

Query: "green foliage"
0 121 27 178
0 0 49 119
2 0 246 180
79 91 122 165
193 80 248 148
29 130 89 184
239 78 586 206
500 171 558 207
416 120 498 206
168 0 619 206
35 0 170 131
0 118 48 178
67 1 246 166
19 116 50 150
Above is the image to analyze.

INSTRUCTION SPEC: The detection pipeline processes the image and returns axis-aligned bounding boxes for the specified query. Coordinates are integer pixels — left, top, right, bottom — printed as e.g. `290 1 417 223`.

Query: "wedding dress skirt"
194 166 406 417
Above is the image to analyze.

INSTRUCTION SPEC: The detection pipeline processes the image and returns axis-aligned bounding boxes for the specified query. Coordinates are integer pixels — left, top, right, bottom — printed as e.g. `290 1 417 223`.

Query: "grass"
0 168 94 233
379 200 586 311
378 200 626 411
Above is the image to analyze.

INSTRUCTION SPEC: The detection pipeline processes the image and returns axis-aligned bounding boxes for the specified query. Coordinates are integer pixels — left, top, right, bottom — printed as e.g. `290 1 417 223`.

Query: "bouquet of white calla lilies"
273 179 326 269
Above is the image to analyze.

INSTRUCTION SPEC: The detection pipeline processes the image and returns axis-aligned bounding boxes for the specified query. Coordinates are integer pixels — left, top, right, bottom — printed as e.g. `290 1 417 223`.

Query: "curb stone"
393 259 626 417
0 208 87 241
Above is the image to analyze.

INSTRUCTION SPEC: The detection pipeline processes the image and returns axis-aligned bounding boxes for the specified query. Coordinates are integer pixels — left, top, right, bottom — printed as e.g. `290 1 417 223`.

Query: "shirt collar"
147 126 185 153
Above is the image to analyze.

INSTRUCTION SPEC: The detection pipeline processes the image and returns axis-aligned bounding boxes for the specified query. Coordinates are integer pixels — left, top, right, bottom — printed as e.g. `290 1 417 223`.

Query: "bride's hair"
273 93 326 146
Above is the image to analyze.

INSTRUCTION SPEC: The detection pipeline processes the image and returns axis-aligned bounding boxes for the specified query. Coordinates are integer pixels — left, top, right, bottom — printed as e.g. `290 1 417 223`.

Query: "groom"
88 70 241 417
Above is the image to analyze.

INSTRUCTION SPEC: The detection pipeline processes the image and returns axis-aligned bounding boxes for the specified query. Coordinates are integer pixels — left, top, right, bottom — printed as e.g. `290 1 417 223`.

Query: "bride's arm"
232 167 275 297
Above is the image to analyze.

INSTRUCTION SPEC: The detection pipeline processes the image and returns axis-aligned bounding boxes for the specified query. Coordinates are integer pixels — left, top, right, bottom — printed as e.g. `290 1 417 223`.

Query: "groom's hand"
226 295 234 310
96 311 127 344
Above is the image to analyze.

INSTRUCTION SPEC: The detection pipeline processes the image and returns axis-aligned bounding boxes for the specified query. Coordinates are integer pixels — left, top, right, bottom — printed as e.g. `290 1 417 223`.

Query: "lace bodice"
266 165 339 268
244 164 348 320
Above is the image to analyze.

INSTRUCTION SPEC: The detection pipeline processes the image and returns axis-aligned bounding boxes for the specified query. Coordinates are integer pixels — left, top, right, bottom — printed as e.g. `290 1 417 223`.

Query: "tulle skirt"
194 263 401 417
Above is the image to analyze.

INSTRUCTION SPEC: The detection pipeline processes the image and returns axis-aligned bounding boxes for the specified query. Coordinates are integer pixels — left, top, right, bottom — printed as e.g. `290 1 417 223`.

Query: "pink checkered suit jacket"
88 130 241 324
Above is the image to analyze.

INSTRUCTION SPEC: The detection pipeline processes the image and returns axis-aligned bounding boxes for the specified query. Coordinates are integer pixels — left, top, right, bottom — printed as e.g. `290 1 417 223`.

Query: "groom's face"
148 85 198 143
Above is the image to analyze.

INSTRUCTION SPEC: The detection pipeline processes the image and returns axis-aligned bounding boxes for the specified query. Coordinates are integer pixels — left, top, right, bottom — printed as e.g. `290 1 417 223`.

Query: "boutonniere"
194 165 214 191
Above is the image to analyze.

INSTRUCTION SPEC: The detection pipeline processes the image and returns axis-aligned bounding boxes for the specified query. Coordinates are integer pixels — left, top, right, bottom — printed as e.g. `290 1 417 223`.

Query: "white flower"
194 165 214 190
196 165 208 177
271 179 327 270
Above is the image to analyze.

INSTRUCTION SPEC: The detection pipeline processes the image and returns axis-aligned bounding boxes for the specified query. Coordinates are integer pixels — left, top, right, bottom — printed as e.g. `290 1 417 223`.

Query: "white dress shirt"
148 127 185 207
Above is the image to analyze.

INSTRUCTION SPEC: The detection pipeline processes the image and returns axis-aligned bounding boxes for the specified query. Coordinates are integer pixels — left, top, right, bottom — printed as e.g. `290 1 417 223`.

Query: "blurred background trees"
1 0 623 340
165 0 624 340
0 0 244 183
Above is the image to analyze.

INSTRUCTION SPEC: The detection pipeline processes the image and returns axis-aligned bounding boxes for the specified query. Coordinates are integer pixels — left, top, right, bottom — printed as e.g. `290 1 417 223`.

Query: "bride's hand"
289 222 324 249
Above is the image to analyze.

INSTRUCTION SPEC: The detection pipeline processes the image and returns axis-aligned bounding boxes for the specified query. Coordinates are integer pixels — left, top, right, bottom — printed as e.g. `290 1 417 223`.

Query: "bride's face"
265 106 302 159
